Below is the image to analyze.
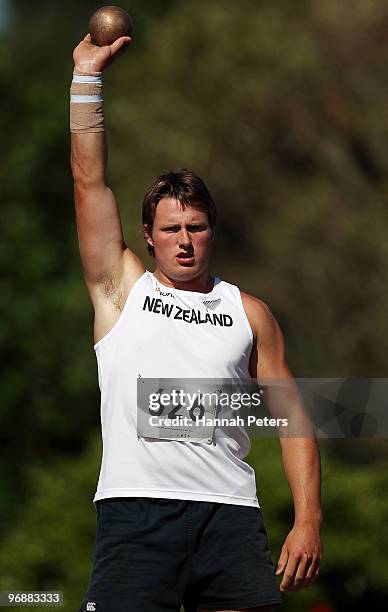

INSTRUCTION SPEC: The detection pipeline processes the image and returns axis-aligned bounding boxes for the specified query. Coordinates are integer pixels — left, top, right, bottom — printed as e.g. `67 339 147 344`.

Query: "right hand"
73 33 132 73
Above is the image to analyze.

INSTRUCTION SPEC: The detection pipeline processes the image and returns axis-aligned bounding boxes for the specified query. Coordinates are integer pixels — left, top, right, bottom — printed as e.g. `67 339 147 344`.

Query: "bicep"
241 292 291 380
254 303 308 427
243 293 309 429
243 294 310 429
74 182 126 283
74 183 145 308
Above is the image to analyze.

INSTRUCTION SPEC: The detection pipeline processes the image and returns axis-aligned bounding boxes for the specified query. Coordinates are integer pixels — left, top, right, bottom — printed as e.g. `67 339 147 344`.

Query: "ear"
144 224 154 247
211 227 216 242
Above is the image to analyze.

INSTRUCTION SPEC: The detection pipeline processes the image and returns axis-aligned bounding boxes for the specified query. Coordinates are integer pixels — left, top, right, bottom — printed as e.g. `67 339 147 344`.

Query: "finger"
110 36 132 55
292 553 311 591
280 570 296 592
305 567 320 587
300 557 321 588
279 557 298 592
276 547 289 576
312 567 320 582
83 33 92 42
305 556 321 581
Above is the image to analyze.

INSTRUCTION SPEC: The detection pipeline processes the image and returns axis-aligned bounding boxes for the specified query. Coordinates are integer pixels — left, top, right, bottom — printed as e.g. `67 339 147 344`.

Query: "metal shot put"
89 6 133 46
71 7 322 611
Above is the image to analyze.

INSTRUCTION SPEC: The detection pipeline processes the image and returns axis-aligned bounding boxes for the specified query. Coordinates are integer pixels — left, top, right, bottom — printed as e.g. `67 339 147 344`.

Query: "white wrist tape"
70 70 104 133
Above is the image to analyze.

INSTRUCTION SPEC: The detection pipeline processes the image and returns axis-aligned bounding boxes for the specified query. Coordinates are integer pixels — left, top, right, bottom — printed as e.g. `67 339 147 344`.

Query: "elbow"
70 150 83 182
71 156 103 189
70 151 88 184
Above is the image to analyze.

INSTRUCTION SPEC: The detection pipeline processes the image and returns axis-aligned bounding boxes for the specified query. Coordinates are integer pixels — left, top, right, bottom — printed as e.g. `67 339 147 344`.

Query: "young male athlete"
71 31 322 612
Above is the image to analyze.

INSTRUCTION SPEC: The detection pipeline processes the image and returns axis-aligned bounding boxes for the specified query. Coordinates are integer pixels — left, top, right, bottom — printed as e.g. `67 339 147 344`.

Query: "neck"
153 268 214 293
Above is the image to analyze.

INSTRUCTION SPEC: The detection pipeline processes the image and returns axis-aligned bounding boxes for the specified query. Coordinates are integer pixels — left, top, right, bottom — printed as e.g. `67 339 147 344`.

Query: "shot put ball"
89 6 133 46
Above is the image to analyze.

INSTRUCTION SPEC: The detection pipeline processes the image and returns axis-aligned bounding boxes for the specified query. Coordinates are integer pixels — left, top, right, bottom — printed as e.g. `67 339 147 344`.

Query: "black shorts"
78 497 282 612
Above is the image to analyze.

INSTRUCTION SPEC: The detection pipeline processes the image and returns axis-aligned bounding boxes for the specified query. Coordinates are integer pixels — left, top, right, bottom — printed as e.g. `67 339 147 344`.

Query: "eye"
163 226 180 232
188 224 207 232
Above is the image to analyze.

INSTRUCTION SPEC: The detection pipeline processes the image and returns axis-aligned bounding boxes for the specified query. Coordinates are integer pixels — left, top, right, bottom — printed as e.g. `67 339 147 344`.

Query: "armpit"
97 272 125 311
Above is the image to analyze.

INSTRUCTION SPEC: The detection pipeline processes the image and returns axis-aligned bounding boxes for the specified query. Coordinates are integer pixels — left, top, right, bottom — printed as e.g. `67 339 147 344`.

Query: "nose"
178 227 192 248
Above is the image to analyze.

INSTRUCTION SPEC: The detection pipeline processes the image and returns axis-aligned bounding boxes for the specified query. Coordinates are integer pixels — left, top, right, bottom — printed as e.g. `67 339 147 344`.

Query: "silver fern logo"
203 298 221 311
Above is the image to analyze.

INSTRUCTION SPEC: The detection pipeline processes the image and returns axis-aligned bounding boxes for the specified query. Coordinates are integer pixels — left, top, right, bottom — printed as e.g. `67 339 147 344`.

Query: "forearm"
70 56 107 187
263 378 322 523
280 435 322 525
71 131 107 187
70 30 132 187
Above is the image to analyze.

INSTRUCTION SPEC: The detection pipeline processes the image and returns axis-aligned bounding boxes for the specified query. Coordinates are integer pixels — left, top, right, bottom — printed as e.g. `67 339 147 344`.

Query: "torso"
92 269 259 505
92 265 266 381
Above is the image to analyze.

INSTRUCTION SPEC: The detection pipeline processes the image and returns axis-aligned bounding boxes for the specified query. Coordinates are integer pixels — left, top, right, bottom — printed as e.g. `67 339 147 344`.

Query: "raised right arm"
70 34 145 342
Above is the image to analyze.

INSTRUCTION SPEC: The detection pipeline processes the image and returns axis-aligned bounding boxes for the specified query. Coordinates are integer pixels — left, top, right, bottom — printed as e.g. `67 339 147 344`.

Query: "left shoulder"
240 291 282 344
240 291 290 378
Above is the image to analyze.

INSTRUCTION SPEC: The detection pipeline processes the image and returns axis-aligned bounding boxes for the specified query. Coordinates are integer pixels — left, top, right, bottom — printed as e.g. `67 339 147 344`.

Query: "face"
144 197 214 282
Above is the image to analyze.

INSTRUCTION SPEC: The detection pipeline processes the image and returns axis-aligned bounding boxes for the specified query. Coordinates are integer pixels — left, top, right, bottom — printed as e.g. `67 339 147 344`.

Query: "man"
71 31 322 612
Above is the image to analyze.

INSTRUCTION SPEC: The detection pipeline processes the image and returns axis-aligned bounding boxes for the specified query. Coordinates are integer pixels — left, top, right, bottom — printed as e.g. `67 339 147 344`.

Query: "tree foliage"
1 0 388 609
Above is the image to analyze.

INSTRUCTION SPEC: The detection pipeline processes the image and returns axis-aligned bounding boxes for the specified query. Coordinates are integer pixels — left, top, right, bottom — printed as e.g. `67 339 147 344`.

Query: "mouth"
176 252 195 266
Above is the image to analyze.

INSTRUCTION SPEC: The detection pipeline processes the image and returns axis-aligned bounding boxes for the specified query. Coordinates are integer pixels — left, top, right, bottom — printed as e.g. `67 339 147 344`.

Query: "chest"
118 291 253 376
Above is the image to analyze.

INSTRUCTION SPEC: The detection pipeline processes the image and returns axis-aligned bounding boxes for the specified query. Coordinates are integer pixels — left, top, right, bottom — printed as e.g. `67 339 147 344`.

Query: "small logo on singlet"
86 603 96 611
203 298 221 311
155 284 175 298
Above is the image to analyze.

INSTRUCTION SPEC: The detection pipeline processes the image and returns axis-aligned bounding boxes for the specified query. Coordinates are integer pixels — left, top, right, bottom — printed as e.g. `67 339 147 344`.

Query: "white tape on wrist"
70 70 105 133
72 74 102 84
70 94 103 103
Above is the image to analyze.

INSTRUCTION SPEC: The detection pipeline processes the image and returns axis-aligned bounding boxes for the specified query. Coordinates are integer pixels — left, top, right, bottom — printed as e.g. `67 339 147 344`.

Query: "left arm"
242 292 323 593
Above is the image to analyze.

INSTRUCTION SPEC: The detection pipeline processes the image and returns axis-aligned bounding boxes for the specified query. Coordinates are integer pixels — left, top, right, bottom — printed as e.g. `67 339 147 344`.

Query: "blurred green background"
1 0 388 610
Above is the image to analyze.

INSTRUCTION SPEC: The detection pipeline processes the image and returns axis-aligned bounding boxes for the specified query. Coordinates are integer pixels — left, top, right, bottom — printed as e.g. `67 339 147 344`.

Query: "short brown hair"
142 168 217 257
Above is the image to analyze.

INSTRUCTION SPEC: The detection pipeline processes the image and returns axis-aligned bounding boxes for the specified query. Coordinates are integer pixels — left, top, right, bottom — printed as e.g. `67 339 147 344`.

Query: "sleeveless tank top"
93 270 259 507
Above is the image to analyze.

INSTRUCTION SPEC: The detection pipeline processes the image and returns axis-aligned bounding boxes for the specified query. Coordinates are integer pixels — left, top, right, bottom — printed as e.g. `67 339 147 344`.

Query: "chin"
163 263 201 281
172 267 198 280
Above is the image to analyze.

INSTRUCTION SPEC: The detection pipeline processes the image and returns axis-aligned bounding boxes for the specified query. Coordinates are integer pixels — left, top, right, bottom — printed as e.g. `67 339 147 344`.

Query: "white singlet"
93 270 260 507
